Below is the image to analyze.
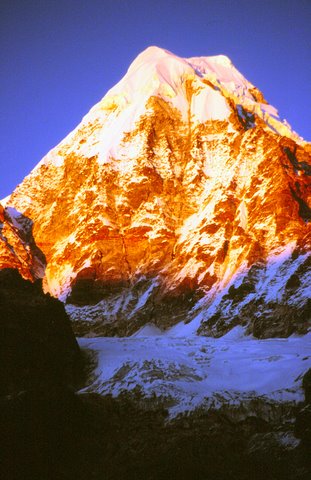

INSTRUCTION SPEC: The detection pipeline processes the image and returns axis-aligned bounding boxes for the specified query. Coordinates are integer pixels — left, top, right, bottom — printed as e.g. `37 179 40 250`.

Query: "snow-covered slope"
5 46 311 337
79 329 311 416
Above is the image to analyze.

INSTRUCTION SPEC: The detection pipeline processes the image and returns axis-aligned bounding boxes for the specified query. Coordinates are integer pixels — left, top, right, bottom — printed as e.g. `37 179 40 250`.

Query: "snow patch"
0 195 11 207
259 244 305 302
132 323 163 337
131 280 159 315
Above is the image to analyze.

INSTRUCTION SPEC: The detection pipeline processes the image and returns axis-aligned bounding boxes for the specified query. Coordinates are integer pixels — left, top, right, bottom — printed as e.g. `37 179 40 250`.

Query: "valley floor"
78 327 311 416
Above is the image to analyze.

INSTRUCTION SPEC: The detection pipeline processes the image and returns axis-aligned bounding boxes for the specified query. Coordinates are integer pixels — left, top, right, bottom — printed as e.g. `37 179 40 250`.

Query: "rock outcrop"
0 268 84 479
0 268 81 395
0 204 45 281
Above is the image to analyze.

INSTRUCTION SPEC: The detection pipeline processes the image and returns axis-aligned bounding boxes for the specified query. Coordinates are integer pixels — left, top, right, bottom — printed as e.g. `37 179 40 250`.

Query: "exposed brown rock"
0 205 45 281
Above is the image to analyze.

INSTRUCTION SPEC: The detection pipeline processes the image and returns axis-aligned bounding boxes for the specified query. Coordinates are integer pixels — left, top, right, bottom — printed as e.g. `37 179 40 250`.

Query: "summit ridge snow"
31 47 303 173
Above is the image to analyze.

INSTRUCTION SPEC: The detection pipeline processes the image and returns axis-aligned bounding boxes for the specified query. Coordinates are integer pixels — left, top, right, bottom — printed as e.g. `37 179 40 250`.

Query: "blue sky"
1 0 310 198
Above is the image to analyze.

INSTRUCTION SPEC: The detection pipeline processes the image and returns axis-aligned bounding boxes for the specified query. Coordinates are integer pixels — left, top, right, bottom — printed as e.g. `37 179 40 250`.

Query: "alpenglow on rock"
0 204 45 281
5 46 311 337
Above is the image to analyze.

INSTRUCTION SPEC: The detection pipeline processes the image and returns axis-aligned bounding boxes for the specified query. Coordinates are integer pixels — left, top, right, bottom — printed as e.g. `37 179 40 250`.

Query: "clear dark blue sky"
1 0 310 198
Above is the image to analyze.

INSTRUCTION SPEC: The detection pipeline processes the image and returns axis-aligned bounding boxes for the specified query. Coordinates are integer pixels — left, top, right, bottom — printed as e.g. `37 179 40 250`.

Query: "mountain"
2 46 311 480
4 46 311 337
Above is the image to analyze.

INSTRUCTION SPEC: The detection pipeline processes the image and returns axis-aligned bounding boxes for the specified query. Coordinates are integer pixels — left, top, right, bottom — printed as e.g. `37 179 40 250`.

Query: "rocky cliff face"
0 204 45 281
4 46 311 336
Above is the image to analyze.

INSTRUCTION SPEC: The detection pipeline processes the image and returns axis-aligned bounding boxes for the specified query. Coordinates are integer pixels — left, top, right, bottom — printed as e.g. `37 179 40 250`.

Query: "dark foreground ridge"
0 268 81 394
1 388 311 480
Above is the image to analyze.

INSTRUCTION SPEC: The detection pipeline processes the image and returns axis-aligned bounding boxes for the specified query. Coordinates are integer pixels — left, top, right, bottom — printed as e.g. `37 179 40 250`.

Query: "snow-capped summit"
30 46 303 173
4 46 311 337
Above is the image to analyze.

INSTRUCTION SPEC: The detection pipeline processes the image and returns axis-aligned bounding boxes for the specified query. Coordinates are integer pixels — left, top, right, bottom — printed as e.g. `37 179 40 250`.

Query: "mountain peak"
96 46 301 145
132 45 173 61
5 47 311 337
132 46 233 69
127 46 236 87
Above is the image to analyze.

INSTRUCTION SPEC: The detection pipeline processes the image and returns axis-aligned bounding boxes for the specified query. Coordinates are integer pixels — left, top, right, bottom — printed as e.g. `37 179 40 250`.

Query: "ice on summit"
31 46 303 171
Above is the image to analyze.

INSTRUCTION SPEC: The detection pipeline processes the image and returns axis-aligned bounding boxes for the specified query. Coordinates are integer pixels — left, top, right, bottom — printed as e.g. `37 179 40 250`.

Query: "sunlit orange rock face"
6 47 311 336
0 204 45 281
